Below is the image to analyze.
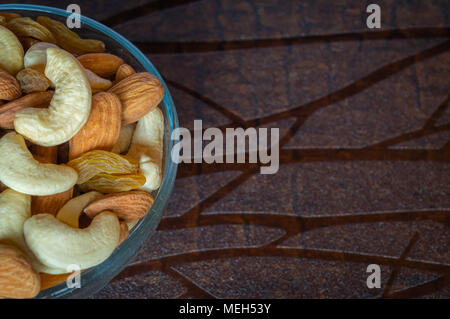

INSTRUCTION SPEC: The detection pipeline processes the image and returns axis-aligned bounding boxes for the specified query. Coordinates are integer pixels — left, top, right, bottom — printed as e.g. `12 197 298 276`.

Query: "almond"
0 69 21 100
108 72 164 125
0 242 40 298
0 181 6 192
78 53 124 78
69 92 122 160
31 189 73 216
30 144 73 215
115 63 135 83
39 272 70 291
0 91 53 129
30 144 58 163
84 190 154 221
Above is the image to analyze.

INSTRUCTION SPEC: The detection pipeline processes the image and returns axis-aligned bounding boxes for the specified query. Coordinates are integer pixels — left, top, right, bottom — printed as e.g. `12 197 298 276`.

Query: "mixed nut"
0 13 165 298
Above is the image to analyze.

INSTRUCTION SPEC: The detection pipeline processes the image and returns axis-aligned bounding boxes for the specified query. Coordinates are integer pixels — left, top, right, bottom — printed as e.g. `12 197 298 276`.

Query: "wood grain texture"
28 0 448 298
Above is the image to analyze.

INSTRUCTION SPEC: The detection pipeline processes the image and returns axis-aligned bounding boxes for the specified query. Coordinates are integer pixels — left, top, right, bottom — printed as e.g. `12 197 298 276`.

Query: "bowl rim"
0 4 179 298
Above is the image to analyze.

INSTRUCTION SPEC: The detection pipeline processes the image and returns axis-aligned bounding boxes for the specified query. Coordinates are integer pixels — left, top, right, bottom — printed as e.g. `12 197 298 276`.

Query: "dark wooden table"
21 0 450 298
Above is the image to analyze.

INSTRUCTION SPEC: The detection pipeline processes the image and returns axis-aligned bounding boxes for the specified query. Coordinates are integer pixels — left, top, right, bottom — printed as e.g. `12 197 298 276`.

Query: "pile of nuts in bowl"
0 12 165 298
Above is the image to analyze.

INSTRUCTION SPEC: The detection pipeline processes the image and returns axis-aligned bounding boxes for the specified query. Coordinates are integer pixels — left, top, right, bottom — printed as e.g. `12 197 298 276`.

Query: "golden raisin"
67 150 139 184
79 173 146 193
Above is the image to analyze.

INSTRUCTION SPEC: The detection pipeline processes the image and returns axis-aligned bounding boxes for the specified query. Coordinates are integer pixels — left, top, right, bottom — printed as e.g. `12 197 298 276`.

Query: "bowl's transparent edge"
0 4 179 298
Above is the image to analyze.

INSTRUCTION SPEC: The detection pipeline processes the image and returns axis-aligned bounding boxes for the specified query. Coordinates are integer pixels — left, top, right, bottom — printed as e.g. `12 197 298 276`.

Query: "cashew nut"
24 212 120 270
111 123 136 154
23 42 58 68
127 107 164 191
14 47 92 146
25 43 113 94
0 132 78 196
0 25 24 74
0 188 65 274
56 191 102 228
84 68 112 93
0 189 30 251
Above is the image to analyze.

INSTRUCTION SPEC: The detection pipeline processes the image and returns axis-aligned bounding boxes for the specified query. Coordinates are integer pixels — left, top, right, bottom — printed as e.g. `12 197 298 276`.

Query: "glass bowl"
0 4 178 298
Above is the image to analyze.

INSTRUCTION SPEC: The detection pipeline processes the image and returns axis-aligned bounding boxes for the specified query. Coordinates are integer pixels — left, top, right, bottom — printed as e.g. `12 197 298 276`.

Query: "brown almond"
0 243 40 299
39 270 85 291
39 272 70 291
16 68 51 93
84 190 154 221
115 63 136 83
108 72 164 125
30 144 58 163
31 188 74 216
0 91 53 129
0 69 21 100
69 92 122 160
78 53 124 78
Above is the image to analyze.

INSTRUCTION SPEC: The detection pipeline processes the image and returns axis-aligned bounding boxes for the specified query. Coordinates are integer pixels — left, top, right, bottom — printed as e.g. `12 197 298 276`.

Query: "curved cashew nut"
112 123 136 154
24 43 111 93
84 68 112 93
24 212 120 270
0 188 65 274
56 191 102 228
0 189 31 251
23 42 59 68
127 107 164 191
0 25 24 74
15 47 92 146
0 132 78 196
